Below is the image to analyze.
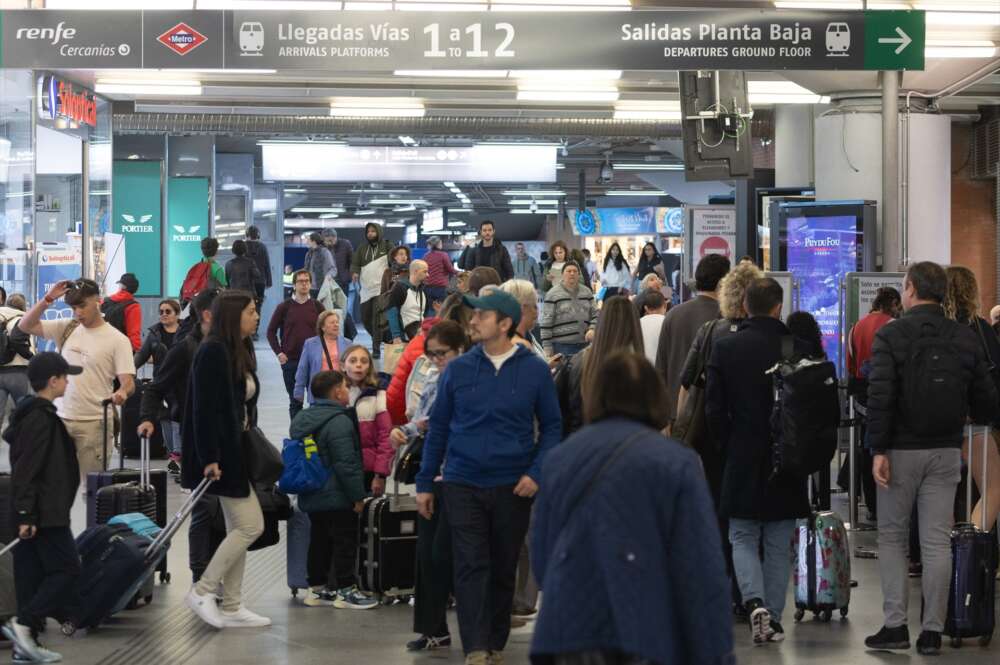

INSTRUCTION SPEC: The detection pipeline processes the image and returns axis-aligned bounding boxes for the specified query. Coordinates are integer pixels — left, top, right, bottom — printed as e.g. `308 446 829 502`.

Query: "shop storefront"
0 71 111 310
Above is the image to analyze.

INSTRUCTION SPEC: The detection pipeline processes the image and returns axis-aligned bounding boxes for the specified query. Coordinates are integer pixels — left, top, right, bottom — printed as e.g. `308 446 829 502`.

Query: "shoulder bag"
243 426 285 486
672 319 720 449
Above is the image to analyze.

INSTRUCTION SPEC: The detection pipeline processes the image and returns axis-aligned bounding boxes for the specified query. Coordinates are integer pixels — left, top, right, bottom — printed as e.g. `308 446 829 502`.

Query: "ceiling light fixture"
291 207 345 213
517 90 619 102
399 135 418 146
925 40 997 58
502 189 566 196
394 69 508 77
510 208 560 214
369 198 430 205
284 188 307 193
95 79 202 96
615 163 685 171
443 181 457 188
196 1 344 8
604 189 668 196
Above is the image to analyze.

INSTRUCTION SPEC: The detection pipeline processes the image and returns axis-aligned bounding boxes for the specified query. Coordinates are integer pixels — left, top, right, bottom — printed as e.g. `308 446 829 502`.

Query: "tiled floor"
2 340 998 664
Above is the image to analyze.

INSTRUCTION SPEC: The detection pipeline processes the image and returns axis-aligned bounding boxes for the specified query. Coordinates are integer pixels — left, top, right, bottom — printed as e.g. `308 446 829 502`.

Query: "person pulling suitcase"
2 352 84 664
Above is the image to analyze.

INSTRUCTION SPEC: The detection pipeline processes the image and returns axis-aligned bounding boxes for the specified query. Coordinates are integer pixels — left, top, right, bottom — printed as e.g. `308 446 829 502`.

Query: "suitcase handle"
140 435 150 489
965 425 991 532
101 398 113 473
146 478 212 557
0 539 19 557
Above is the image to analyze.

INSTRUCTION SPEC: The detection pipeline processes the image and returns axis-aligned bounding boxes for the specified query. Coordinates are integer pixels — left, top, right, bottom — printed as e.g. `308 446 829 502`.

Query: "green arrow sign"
864 10 925 71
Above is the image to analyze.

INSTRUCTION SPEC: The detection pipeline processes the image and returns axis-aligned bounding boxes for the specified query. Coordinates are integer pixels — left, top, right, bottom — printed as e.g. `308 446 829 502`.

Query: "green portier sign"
864 10 925 71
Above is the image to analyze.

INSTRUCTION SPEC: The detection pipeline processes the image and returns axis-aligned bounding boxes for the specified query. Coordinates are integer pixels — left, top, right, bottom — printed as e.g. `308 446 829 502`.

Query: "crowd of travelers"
3 219 1000 665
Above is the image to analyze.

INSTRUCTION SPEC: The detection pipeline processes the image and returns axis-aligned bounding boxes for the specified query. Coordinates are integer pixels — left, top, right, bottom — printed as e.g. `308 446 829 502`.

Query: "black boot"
865 625 911 651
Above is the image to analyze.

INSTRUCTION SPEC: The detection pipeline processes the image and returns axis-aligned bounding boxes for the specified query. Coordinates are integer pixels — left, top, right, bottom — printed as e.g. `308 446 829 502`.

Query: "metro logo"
157 23 207 56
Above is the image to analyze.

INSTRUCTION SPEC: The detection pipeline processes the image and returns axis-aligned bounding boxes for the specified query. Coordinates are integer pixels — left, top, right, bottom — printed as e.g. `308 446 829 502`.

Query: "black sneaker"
767 620 785 643
745 599 771 646
916 631 941 655
166 459 181 476
865 625 911 651
406 634 451 651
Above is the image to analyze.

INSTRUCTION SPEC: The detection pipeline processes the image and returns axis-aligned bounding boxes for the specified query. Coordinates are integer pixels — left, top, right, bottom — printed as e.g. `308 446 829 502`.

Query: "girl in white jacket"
600 243 632 297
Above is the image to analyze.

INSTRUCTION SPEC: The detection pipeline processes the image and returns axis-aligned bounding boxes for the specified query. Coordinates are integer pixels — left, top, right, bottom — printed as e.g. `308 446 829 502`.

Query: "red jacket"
108 290 143 352
387 318 439 426
848 311 894 379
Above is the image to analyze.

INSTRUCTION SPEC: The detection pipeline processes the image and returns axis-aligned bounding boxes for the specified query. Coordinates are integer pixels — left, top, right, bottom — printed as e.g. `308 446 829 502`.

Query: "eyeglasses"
159 309 175 315
425 349 452 360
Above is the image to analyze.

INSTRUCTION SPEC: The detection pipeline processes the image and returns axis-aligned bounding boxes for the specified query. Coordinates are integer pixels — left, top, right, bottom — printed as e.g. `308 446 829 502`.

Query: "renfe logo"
16 21 77 45
157 23 207 56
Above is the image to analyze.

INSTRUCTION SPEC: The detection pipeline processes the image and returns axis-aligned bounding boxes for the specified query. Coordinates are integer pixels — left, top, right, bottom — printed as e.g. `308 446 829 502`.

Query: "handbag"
248 485 292 552
242 426 284 486
382 342 406 376
394 435 424 485
672 319 721 450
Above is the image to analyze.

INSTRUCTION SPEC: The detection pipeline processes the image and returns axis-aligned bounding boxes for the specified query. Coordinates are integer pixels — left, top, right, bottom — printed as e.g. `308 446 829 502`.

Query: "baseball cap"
117 273 139 293
463 288 522 328
27 352 82 387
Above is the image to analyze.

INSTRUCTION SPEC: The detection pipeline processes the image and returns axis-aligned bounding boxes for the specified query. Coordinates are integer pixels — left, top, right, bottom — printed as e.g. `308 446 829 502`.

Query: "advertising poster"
573 208 677 237
688 207 736 274
36 247 81 352
166 177 209 298
787 215 861 374
845 272 906 333
112 160 162 295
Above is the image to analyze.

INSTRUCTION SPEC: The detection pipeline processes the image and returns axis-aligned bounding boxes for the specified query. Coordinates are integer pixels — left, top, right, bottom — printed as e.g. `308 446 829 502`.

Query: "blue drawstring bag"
279 436 330 494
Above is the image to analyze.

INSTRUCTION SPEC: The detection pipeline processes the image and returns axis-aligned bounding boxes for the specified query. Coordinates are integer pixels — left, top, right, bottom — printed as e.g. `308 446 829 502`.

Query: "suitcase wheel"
951 637 962 649
839 606 849 619
818 609 833 623
793 609 805 623
291 588 299 598
978 634 991 647
160 571 171 584
60 622 76 637
144 595 153 605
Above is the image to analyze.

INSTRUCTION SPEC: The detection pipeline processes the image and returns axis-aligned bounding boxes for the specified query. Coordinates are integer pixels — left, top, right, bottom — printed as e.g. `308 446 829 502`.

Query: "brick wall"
951 124 998 315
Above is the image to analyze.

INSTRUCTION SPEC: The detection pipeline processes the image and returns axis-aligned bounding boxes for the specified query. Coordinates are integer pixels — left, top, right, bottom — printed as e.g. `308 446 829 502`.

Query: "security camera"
530 201 539 213
597 156 614 184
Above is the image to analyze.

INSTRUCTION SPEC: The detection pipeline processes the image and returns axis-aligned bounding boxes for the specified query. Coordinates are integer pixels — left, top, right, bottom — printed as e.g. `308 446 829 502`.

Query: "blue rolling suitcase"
286 499 311 597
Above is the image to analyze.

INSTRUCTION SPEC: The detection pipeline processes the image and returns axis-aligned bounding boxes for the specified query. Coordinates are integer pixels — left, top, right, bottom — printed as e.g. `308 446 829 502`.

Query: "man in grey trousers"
863 261 999 655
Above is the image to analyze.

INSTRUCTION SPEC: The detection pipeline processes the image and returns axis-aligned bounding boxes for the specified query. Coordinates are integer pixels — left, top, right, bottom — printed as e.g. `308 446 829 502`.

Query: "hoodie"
290 400 366 512
351 223 394 304
4 396 80 528
416 344 562 494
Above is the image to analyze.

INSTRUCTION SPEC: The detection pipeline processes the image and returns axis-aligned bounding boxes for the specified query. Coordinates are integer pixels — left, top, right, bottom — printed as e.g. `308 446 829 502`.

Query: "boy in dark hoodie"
2 352 83 663
290 370 376 611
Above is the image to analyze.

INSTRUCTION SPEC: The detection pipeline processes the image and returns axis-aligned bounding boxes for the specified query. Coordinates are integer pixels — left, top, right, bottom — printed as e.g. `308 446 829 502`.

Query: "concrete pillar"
775 105 815 188
814 109 950 269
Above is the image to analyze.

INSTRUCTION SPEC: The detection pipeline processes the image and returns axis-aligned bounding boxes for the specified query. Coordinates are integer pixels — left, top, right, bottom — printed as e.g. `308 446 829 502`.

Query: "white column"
775 105 815 188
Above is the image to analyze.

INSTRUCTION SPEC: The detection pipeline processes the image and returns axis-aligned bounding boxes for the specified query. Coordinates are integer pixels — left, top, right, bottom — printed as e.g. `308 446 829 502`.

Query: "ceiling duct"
113 113 679 139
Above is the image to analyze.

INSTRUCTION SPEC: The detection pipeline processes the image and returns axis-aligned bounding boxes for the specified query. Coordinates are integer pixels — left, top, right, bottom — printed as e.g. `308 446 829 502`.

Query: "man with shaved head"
385 259 433 343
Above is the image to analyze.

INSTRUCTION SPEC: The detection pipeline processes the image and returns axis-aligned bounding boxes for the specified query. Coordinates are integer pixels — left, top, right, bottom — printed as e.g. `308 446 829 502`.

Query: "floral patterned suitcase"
793 510 851 622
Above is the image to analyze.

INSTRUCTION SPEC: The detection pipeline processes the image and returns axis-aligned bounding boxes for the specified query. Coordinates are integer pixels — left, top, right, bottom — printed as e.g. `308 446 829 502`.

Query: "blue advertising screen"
787 215 861 374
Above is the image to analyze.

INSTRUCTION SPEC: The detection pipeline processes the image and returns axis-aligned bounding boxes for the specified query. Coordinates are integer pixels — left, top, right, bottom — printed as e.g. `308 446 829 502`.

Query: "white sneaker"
3 619 45 663
186 587 225 629
220 607 272 628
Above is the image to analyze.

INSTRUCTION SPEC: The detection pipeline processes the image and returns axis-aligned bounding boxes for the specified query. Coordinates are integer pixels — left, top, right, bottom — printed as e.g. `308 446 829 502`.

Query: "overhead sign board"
573 207 681 237
262 143 557 183
0 9 924 71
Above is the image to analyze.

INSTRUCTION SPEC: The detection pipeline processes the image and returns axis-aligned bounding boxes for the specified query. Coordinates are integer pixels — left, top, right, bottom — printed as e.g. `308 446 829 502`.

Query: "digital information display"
787 214 860 374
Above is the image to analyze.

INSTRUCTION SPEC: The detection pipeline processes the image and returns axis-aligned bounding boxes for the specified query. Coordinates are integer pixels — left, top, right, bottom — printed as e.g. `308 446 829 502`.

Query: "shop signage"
36 248 80 352
572 207 680 237
37 75 97 129
0 9 924 72
686 206 737 274
113 160 163 296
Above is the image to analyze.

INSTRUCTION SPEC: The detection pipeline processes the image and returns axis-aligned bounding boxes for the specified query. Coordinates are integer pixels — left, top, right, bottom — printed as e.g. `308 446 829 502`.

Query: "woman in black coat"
181 291 268 630
134 299 182 470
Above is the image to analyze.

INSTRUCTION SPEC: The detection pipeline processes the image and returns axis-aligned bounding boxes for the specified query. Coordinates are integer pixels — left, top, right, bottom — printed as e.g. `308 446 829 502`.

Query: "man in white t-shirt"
640 290 668 366
19 278 135 485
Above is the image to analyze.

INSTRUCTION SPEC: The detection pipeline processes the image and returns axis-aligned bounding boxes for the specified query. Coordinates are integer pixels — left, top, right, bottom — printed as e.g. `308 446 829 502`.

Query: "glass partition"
0 70 34 300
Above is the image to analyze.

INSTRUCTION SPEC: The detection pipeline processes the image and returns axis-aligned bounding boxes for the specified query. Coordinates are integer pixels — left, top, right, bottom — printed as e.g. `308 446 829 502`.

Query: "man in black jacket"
245 227 272 340
863 262 999 656
2 353 82 663
458 221 514 282
137 288 221 582
705 277 811 647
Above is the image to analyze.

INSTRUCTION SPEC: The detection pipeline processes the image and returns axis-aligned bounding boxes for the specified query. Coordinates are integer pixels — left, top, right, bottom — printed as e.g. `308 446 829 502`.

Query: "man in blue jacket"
416 288 562 665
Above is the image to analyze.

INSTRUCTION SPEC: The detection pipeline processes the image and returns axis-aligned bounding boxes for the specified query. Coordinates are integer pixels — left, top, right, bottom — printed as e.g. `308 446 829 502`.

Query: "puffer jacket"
865 304 999 453
540 282 597 352
386 318 439 425
290 399 366 512
351 387 394 477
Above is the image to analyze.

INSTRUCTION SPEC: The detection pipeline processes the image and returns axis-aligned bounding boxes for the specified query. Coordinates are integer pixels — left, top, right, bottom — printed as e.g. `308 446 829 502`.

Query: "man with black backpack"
101 273 142 352
864 262 999 656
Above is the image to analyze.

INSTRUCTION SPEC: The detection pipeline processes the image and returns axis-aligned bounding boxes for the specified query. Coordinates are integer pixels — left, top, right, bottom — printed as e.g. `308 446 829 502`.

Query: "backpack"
769 337 841 479
0 315 31 365
180 261 221 304
901 319 968 437
279 435 331 495
100 297 136 337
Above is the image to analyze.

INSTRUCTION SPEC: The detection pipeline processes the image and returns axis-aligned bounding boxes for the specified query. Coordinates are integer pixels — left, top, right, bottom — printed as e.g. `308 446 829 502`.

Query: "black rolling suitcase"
357 479 418 599
65 478 213 634
120 378 166 460
945 426 998 648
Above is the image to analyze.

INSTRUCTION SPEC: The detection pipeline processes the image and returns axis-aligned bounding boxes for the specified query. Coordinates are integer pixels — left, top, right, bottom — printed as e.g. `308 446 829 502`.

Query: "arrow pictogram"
878 26 912 55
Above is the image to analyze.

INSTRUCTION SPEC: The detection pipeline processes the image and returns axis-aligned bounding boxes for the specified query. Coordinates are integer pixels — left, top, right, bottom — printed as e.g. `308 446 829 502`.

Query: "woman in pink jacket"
341 344 393 496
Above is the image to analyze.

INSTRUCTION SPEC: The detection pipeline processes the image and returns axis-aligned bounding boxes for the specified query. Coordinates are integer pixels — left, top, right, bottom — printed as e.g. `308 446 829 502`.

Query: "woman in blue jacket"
294 310 350 405
531 352 734 665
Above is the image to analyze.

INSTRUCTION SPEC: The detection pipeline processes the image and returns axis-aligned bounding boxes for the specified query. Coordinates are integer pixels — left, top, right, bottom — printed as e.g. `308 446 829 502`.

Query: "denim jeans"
729 518 796 623
161 420 182 457
0 371 29 430
281 358 302 421
552 342 588 358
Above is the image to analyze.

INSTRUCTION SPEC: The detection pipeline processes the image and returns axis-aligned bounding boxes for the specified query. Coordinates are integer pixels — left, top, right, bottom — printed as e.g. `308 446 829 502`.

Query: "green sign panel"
112 160 162 296
864 10 925 71
166 177 209 299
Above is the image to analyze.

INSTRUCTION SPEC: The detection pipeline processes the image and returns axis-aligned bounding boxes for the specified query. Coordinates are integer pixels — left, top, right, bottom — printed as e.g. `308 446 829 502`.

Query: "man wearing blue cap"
416 286 562 665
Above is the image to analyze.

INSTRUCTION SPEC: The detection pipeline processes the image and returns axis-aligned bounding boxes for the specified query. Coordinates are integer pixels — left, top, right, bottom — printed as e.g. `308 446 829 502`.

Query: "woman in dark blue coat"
531 352 734 665
181 291 268 631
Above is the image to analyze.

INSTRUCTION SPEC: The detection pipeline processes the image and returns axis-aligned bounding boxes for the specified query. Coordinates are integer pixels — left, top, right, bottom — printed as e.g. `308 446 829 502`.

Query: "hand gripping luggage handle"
147 478 213 555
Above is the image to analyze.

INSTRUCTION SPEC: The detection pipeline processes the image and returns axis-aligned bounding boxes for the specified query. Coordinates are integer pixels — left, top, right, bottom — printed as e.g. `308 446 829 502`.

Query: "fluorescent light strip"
448 208 474 213
604 190 668 196
443 181 457 188
513 70 622 80
508 199 561 205
503 190 565 196
447 221 467 227
319 213 340 219
518 90 620 102
197 1 344 8
925 41 997 58
370 199 429 205
613 110 682 120
492 3 630 11
397 2 488 9
394 70 508 77
615 163 684 171
331 106 425 117
284 188 307 193
927 11 1000 26
95 80 202 96
511 208 560 214
291 207 345 213
750 93 831 104
349 188 410 193
393 205 417 212
386 222 407 228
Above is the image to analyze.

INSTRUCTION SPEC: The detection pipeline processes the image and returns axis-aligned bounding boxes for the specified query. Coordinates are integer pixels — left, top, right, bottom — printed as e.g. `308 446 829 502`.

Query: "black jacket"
555 350 586 437
134 323 178 374
3 397 79 529
459 241 514 282
181 339 259 498
245 239 272 288
328 238 354 289
865 304 998 454
705 316 811 522
140 331 199 424
225 256 262 293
